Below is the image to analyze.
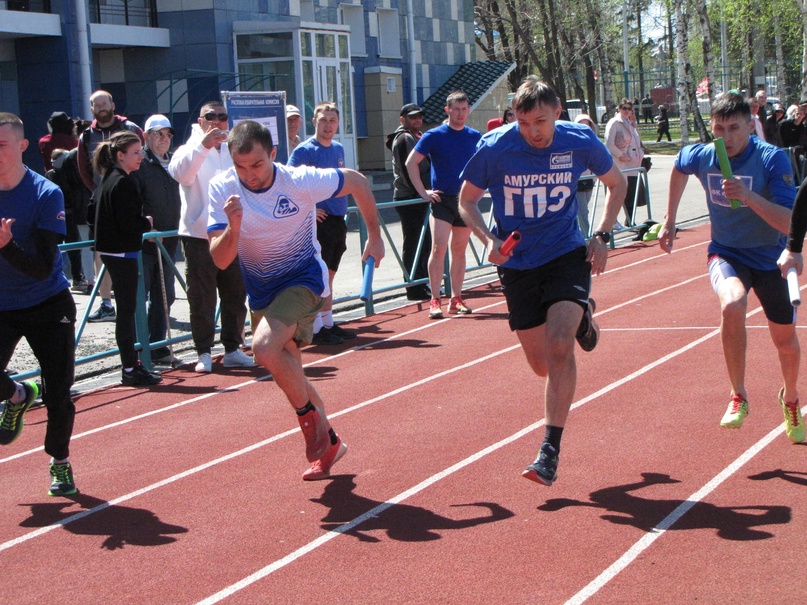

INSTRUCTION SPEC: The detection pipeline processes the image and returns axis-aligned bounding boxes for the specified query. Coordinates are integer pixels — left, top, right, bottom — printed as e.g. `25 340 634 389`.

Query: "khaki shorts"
253 286 324 346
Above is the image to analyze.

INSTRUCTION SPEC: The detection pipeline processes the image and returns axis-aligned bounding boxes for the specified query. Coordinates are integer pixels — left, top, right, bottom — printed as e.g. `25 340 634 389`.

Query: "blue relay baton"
360 255 375 302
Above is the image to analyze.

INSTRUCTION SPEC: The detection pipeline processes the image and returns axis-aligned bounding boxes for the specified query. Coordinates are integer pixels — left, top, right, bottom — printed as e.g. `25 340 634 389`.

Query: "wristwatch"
593 230 611 244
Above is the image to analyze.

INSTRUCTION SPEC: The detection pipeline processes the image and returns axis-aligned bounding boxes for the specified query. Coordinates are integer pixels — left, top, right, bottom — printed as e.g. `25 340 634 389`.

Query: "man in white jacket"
168 101 253 373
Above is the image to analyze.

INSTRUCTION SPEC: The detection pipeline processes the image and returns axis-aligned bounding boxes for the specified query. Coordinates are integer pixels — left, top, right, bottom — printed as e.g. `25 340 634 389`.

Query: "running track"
1 223 805 604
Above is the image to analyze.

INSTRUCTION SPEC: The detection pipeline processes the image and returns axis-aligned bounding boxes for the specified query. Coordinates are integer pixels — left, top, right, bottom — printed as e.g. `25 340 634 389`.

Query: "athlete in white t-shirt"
207 120 385 481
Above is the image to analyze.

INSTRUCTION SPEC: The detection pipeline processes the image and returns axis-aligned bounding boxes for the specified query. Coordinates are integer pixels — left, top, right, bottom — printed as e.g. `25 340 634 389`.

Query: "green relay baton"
714 137 742 209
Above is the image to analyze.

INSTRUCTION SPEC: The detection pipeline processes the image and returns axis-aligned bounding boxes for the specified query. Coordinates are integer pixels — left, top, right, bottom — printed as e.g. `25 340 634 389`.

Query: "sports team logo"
56 211 66 221
550 152 573 170
707 172 752 208
274 196 300 218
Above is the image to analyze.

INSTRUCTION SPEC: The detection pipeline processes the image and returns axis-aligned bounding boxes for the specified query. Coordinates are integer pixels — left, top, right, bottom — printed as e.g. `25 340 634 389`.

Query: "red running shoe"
303 437 348 481
298 406 329 462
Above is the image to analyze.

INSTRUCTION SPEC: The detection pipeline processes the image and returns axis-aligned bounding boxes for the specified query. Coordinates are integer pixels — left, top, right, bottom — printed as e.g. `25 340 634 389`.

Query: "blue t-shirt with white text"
462 121 613 270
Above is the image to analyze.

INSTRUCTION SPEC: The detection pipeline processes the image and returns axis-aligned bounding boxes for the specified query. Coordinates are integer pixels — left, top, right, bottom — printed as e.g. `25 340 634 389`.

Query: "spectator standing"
130 114 181 366
406 90 482 319
207 120 385 480
92 131 162 386
168 101 253 373
287 105 303 154
573 113 599 237
39 112 77 172
45 148 90 292
385 103 432 301
749 98 767 142
779 103 806 149
766 103 786 148
288 101 357 345
0 112 78 496
486 106 516 132
458 78 627 486
641 94 653 123
655 105 671 142
605 98 645 225
658 92 802 444
77 90 145 323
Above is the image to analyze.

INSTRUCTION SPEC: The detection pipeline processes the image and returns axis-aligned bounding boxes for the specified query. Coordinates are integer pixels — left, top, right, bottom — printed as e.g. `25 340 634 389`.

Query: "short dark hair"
314 101 339 119
228 120 274 155
711 92 751 121
0 112 24 137
446 90 469 107
200 100 225 115
512 77 559 114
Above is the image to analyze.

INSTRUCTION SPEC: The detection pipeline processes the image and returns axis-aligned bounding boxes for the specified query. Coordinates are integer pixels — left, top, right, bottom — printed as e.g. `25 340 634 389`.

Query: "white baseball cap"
286 105 302 118
144 114 174 133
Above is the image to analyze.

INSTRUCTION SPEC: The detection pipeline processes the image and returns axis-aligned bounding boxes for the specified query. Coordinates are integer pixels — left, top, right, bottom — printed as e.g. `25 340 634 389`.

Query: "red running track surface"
1 223 805 604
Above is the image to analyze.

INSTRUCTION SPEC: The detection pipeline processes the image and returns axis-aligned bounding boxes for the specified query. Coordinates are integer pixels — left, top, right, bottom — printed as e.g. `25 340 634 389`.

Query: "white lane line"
194 328 726 604
1 239 711 466
0 345 520 554
563 409 803 605
0 299 509 466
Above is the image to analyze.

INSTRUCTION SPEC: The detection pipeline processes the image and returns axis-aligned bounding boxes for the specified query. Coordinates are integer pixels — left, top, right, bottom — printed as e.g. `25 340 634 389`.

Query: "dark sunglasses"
202 112 228 122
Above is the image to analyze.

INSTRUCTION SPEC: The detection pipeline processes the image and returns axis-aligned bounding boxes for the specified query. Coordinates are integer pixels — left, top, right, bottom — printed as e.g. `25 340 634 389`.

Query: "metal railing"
13 176 650 381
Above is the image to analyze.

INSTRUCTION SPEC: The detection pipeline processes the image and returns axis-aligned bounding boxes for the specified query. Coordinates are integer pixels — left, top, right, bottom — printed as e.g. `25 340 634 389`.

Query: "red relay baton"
499 231 521 255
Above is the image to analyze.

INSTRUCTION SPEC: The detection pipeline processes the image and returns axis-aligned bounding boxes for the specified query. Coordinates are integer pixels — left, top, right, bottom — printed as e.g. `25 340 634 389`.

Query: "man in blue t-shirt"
406 90 481 319
0 113 78 497
459 78 627 487
659 91 803 443
288 101 355 346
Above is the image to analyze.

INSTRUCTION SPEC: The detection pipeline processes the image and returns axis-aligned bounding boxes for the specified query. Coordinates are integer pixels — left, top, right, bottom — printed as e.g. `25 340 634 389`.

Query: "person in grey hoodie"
168 101 253 373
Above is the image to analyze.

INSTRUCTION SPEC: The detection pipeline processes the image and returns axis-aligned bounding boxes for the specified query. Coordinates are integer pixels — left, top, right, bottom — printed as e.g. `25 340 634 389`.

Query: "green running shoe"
778 389 805 443
0 380 39 445
720 394 748 429
48 461 77 497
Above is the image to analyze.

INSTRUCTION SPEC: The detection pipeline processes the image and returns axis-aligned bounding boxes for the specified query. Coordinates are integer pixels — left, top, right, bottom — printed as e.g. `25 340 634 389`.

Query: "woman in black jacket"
92 130 161 386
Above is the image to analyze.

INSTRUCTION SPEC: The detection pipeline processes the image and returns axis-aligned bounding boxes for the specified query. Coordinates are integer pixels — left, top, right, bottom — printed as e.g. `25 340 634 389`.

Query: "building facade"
0 0 477 172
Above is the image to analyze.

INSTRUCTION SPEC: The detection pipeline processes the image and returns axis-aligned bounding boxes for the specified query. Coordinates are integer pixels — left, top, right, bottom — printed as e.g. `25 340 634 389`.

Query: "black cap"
47 111 73 134
400 103 423 117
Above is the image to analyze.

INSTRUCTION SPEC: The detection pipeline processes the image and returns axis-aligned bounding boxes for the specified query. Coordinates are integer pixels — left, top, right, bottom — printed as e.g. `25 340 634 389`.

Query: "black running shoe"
575 298 599 352
121 361 162 386
311 327 344 345
329 323 356 340
522 442 559 486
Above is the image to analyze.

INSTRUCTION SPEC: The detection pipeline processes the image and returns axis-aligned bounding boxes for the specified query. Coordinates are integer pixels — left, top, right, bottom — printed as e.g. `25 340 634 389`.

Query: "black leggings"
101 254 140 368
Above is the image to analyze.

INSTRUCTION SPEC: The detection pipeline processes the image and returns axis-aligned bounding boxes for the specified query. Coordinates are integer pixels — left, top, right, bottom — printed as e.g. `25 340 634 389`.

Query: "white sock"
9 382 26 404
321 310 334 329
51 457 69 465
313 313 324 334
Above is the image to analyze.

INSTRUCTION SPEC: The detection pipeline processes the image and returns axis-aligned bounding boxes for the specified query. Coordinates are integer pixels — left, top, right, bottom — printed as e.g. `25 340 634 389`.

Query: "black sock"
295 401 316 416
329 428 337 445
544 425 564 452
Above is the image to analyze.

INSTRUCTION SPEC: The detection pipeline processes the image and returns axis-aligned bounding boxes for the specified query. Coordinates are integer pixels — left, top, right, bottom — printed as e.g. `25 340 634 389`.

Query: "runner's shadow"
311 474 514 543
19 492 188 550
538 472 790 541
748 469 807 487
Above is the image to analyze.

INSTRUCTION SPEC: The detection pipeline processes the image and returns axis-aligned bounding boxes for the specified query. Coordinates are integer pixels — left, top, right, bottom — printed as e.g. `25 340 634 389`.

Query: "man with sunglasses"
131 115 182 366
168 101 253 373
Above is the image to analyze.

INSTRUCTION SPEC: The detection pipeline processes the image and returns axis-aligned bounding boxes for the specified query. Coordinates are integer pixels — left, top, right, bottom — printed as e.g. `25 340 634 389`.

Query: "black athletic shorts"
708 253 796 325
430 194 466 227
497 246 591 331
317 214 348 272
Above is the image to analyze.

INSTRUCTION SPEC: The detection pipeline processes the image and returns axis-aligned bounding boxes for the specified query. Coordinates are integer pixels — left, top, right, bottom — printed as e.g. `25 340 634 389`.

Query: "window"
339 4 366 56
377 9 401 58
